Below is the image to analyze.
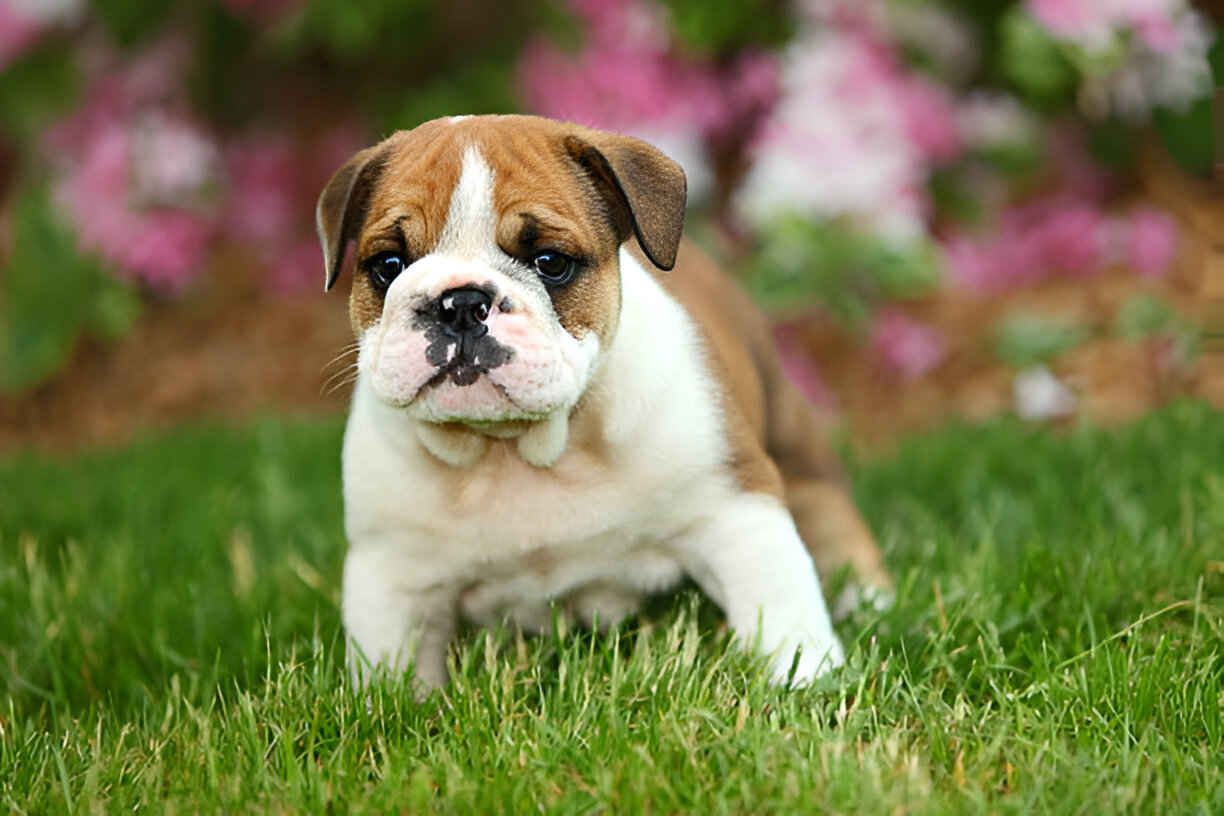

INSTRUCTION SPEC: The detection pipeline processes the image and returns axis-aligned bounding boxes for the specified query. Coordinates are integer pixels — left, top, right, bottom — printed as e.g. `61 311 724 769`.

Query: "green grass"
2 402 1222 813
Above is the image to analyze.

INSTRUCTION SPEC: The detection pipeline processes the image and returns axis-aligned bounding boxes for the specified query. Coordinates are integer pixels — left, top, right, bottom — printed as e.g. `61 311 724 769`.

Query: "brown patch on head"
348 275 384 336
343 122 469 333
316 120 465 334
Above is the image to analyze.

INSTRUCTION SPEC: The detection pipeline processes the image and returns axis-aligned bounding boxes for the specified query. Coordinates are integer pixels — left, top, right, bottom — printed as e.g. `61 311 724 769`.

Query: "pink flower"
0 3 44 70
895 76 960 162
870 309 945 379
1028 203 1105 272
945 236 1006 291
1125 207 1177 278
55 120 213 291
1027 0 1113 43
518 0 779 198
223 135 297 244
46 39 219 291
737 30 930 241
1027 0 1211 118
943 194 1114 293
220 126 366 290
1028 0 1184 49
1130 9 1179 52
128 111 219 207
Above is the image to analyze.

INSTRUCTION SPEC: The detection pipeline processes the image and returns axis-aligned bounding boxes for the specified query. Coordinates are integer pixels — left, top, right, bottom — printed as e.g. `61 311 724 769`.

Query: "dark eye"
531 251 577 286
364 251 405 291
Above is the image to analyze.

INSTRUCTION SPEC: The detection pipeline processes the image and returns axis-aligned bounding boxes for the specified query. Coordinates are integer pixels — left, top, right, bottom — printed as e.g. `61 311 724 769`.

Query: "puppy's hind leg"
786 478 892 618
767 381 892 618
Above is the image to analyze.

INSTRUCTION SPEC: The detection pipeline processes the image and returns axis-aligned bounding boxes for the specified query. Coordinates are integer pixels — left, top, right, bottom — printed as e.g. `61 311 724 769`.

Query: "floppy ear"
316 144 389 292
562 131 687 271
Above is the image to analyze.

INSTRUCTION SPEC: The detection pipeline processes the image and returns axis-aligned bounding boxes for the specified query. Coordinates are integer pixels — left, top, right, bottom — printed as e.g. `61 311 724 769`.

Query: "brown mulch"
2 150 1222 455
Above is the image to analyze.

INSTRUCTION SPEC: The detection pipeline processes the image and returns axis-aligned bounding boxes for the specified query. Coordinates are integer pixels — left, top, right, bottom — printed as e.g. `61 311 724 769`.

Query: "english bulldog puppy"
316 114 890 693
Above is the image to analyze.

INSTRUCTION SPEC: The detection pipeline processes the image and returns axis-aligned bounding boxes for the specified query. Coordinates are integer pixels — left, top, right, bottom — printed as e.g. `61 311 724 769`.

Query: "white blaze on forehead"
436 146 498 261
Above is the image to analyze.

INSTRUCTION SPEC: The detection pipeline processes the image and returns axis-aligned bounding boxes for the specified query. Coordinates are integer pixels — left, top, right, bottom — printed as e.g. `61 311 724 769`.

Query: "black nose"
437 287 492 336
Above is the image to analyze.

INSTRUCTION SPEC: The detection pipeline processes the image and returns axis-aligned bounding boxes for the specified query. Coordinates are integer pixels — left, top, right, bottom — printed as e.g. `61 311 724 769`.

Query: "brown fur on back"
643 241 889 589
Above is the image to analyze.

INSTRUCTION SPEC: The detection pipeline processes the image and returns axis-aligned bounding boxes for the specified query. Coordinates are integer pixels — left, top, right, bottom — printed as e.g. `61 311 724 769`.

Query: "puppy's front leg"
672 493 845 685
342 547 456 695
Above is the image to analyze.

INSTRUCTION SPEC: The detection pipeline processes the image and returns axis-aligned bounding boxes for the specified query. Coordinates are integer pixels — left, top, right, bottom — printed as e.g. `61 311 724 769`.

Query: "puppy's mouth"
419 332 510 387
415 360 545 426
425 356 495 389
418 308 515 389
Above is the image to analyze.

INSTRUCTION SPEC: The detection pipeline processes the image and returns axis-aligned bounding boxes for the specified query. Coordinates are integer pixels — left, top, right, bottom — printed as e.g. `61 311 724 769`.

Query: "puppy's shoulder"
630 240 786 496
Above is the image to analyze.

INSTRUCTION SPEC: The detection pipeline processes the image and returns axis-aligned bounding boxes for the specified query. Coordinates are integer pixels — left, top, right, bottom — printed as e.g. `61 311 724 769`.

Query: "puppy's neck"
413 411 572 468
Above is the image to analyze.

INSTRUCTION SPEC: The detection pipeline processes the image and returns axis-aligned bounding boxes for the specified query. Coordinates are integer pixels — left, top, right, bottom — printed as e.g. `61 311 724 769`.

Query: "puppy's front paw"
768 628 845 687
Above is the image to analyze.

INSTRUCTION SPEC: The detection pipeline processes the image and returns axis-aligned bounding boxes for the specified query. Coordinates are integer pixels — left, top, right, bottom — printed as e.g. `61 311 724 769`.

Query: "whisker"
320 361 360 396
320 343 360 376
323 373 359 396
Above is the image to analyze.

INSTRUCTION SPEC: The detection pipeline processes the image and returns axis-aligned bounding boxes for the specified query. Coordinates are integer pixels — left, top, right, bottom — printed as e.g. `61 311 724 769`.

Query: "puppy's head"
317 115 686 434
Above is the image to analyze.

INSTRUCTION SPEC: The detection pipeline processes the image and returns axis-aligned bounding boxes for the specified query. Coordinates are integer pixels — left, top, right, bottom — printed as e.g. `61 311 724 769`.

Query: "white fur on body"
340 145 843 692
342 250 844 690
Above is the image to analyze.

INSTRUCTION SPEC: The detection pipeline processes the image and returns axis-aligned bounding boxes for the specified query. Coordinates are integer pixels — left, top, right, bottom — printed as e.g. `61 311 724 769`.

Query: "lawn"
2 402 1222 813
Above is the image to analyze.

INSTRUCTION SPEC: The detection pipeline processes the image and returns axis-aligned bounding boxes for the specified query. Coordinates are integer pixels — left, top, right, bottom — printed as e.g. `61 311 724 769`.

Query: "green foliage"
938 0 1015 55
1086 115 1138 169
998 8 1077 109
1152 31 1219 178
1214 32 1224 84
929 136 1044 227
2 404 1223 810
1114 294 1200 364
0 188 141 393
187 1 261 126
928 166 984 225
1115 294 1179 339
1153 95 1214 178
269 0 547 129
291 0 438 60
659 0 794 56
745 215 942 325
377 61 518 135
91 0 177 46
0 39 80 146
993 312 1089 367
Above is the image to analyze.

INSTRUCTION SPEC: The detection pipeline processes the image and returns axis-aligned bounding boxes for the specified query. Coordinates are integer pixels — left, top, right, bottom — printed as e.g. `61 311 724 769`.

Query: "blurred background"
0 0 1220 451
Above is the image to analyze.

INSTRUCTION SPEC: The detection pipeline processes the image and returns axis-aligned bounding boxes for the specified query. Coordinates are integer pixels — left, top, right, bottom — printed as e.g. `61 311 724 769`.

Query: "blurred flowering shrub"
532 0 1217 382
0 0 541 389
0 0 1219 392
520 0 782 202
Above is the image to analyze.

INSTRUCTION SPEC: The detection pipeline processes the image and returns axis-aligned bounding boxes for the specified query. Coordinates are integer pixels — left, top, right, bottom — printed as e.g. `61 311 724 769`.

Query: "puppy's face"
317 116 686 427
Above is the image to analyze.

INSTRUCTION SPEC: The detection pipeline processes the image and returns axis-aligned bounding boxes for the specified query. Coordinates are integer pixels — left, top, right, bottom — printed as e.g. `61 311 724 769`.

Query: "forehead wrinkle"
487 155 605 249
358 205 418 255
365 124 463 251
503 207 584 246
